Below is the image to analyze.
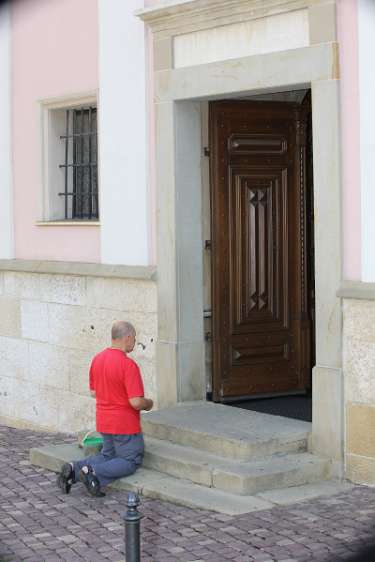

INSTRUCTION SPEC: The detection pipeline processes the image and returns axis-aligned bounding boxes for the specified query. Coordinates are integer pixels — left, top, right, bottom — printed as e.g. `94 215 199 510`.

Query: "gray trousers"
73 433 144 488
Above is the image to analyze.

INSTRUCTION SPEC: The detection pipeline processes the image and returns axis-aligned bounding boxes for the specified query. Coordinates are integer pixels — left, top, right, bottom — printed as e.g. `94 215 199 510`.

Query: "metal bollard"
123 491 143 562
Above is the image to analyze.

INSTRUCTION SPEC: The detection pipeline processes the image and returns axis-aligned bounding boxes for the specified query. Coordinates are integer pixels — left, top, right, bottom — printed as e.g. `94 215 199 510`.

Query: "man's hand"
129 397 154 412
144 398 153 411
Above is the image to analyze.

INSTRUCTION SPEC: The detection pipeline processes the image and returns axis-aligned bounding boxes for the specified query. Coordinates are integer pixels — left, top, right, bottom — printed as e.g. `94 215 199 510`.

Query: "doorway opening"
204 89 315 422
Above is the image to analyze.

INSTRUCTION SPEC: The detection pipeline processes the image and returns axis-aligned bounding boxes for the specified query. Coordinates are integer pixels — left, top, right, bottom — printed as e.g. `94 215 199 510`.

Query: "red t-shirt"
89 348 144 435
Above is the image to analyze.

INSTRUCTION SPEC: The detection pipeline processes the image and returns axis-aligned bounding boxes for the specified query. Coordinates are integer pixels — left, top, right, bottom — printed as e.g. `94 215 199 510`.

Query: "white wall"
98 0 149 265
0 3 14 259
359 0 375 281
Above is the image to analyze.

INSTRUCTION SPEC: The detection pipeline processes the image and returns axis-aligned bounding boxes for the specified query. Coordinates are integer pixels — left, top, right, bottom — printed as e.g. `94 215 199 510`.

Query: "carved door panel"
210 101 311 400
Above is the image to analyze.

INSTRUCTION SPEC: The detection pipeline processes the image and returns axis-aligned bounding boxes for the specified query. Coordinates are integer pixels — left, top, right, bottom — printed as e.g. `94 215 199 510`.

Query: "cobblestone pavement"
1 425 375 562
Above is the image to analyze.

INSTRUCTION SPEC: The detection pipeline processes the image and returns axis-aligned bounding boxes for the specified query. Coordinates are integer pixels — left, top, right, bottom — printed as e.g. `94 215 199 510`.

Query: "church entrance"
209 97 315 406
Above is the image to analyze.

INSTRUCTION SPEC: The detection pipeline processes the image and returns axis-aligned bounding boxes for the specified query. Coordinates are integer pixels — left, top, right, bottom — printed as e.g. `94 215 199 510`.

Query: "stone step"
29 443 350 516
29 442 273 515
143 436 329 495
141 402 311 460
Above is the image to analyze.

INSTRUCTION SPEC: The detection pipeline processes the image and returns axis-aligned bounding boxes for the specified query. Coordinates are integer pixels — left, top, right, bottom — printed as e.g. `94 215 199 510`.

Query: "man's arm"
129 396 153 412
89 359 96 398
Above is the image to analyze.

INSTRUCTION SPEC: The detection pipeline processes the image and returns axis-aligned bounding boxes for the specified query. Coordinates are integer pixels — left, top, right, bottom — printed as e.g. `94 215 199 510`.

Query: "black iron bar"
72 110 77 218
60 131 95 139
94 161 99 218
88 106 93 220
93 108 98 217
59 163 97 168
64 110 69 220
94 109 98 217
58 191 98 197
80 108 85 219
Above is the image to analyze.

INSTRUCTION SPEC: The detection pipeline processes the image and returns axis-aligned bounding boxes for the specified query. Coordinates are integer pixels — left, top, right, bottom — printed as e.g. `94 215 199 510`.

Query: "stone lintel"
155 43 339 103
0 259 157 281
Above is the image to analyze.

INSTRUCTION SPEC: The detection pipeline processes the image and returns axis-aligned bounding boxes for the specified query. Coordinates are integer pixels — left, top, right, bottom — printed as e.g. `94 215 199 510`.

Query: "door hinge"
203 146 210 157
204 239 212 250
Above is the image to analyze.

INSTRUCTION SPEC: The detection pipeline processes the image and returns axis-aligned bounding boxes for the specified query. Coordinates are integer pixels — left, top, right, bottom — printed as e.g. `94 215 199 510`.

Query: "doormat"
230 395 312 422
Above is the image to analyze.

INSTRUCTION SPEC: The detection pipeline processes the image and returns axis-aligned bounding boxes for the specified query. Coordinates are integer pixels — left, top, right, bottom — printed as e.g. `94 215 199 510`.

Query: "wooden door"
210 100 312 401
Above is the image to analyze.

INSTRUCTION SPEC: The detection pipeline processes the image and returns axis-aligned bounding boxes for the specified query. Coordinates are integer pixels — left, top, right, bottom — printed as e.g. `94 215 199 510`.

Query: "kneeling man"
57 321 153 497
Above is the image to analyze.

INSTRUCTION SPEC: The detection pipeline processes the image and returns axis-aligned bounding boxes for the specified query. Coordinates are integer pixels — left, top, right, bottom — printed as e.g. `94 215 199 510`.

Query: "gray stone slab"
106 468 275 515
142 402 310 459
257 480 355 505
30 444 84 473
29 443 273 515
212 453 329 495
144 436 329 494
29 441 346 516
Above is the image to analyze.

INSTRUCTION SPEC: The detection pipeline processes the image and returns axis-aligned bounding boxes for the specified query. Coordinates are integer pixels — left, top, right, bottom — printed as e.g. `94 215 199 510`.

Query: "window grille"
59 106 98 220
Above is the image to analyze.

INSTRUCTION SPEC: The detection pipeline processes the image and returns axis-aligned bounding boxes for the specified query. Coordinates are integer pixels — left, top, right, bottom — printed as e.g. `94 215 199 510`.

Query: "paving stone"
1 424 375 561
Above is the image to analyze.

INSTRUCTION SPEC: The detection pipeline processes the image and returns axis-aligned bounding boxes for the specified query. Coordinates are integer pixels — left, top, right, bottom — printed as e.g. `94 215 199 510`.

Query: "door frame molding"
152 43 343 467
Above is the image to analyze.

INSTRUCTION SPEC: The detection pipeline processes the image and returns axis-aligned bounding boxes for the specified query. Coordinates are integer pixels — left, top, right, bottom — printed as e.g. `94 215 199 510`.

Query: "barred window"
59 106 99 220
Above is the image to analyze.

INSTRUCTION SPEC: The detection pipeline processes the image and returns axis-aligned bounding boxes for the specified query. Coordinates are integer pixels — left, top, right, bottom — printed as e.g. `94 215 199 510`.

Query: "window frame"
39 93 100 225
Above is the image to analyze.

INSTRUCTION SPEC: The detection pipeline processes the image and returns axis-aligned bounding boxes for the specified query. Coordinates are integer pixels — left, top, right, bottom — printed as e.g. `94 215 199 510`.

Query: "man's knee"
119 450 143 469
125 460 138 477
120 452 143 472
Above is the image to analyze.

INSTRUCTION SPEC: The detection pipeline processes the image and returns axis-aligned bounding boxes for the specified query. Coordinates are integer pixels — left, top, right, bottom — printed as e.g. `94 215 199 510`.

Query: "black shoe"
79 467 105 497
57 463 75 494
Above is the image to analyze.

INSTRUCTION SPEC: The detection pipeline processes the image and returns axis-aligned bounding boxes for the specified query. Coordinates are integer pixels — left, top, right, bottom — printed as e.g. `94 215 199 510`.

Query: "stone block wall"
0 270 157 433
344 298 375 483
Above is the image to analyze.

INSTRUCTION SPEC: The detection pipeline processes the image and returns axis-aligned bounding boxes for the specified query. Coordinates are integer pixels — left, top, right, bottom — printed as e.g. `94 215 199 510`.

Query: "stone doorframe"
139 2 343 468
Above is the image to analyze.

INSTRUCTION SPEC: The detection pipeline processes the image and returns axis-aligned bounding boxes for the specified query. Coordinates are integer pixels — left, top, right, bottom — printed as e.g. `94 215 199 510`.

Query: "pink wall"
12 0 100 263
337 0 361 280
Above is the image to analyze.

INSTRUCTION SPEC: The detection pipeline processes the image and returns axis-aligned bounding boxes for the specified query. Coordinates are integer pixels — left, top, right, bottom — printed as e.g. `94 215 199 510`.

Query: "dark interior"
230 394 312 422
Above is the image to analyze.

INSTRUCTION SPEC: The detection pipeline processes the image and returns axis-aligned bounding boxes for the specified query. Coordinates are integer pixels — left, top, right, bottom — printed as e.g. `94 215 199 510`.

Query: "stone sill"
337 281 375 300
36 221 100 227
0 259 157 281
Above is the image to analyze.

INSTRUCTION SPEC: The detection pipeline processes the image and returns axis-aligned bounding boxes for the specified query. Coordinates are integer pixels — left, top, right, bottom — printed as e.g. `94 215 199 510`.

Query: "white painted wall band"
98 0 149 265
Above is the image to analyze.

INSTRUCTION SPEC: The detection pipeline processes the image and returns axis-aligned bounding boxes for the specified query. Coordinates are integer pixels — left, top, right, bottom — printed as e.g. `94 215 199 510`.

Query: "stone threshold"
0 259 157 281
30 443 353 516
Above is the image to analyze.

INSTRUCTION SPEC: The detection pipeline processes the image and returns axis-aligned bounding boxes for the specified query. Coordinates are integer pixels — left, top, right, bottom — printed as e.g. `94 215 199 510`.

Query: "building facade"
1 0 375 486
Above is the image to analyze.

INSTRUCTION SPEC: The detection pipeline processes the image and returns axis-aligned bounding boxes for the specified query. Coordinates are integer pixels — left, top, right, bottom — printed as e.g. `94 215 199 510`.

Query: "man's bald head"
111 321 136 341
